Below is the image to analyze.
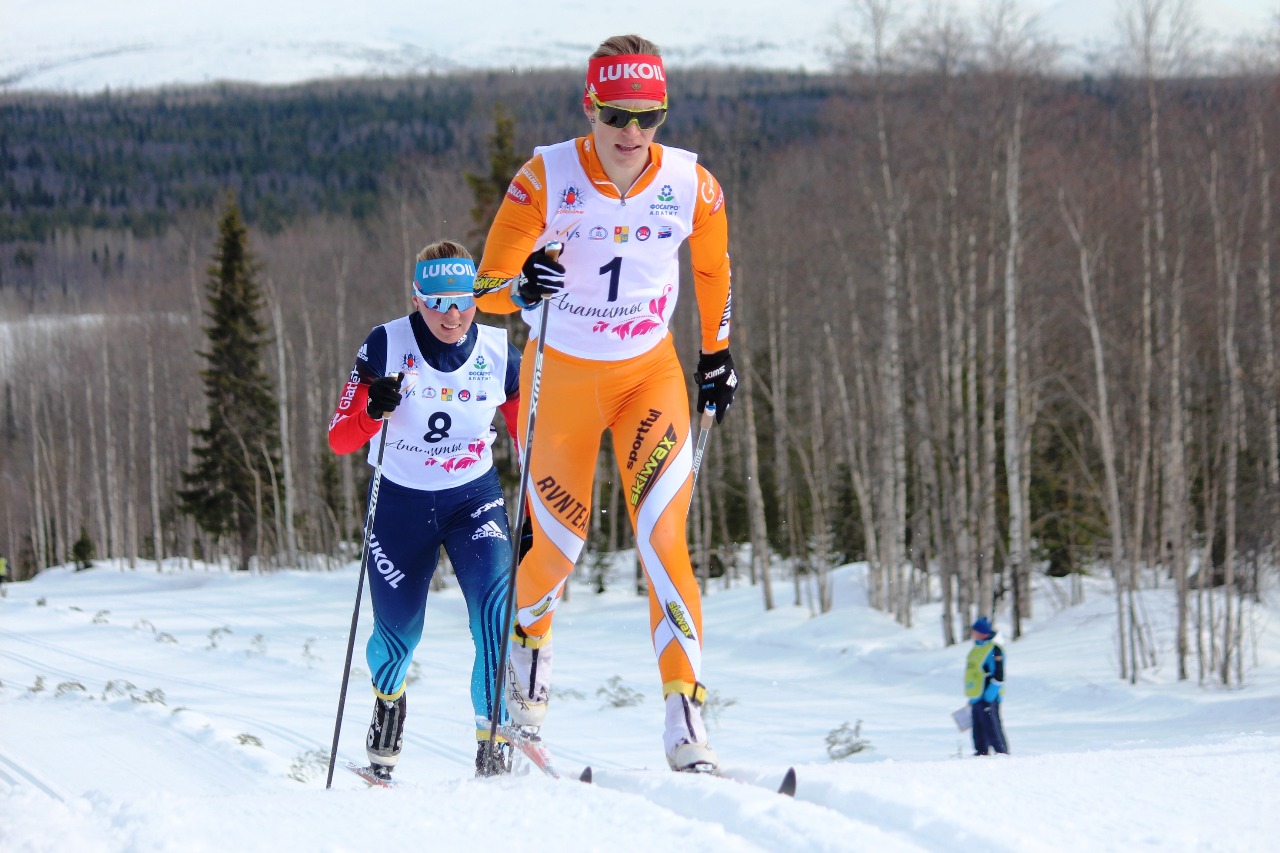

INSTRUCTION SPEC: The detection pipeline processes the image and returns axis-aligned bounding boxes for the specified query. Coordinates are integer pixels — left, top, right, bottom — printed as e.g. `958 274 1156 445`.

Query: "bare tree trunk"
146 330 165 569
736 318 774 610
86 377 108 559
28 382 47 571
825 321 880 603
126 378 139 569
270 283 299 567
1061 192 1129 680
794 371 834 614
1252 111 1278 577
1209 134 1244 686
101 338 118 559
765 282 802 605
1002 97 1028 639
333 254 354 547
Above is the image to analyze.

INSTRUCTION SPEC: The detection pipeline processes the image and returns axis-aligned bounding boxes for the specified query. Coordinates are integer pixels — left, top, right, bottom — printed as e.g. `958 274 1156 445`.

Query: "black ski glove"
693 350 737 424
513 246 566 308
366 373 404 420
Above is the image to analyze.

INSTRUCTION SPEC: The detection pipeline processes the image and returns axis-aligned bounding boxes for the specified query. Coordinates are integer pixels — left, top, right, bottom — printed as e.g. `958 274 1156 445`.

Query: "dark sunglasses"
591 93 668 131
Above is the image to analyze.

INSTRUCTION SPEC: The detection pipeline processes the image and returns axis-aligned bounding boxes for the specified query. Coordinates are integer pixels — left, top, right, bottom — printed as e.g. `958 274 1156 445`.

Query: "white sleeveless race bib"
527 140 698 361
370 320 509 490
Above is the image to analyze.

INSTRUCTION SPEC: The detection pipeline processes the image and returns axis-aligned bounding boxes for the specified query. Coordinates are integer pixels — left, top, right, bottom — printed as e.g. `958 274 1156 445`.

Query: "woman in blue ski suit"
328 239 523 779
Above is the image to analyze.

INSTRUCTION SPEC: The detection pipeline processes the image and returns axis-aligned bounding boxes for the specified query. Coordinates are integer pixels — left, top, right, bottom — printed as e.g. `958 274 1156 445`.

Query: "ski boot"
663 683 719 774
506 625 552 729
475 737 513 777
366 691 406 779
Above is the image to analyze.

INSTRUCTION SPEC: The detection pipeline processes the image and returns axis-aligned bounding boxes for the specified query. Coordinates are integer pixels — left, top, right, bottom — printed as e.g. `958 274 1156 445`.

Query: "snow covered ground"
2 0 1276 93
2 554 1277 851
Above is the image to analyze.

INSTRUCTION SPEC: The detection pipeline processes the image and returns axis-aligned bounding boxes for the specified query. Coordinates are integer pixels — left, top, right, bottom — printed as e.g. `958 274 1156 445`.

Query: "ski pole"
483 241 561 770
325 380 397 789
690 403 716 488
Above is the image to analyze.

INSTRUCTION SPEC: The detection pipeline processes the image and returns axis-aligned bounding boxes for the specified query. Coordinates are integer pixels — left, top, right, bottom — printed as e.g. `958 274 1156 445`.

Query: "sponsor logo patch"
471 520 508 541
470 497 506 519
506 181 531 205
631 426 678 506
558 184 585 213
535 474 590 532
627 409 664 470
666 601 695 639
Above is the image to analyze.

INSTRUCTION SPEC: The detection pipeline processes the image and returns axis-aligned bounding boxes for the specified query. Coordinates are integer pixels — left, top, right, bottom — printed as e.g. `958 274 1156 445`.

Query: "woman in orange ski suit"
474 34 737 772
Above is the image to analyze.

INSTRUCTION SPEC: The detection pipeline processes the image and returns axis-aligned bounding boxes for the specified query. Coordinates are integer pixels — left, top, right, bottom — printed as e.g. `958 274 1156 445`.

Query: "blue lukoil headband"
413 257 477 298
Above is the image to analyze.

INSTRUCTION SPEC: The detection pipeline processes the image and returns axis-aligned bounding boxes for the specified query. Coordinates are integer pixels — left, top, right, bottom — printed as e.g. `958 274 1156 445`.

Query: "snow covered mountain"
3 0 1276 94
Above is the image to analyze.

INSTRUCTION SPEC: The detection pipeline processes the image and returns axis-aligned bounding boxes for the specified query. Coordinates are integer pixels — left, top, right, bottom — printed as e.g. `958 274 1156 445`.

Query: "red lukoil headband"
583 54 667 106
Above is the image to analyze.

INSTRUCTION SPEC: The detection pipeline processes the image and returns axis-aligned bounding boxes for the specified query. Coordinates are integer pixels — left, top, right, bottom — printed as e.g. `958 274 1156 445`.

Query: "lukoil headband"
414 257 476 297
583 54 667 108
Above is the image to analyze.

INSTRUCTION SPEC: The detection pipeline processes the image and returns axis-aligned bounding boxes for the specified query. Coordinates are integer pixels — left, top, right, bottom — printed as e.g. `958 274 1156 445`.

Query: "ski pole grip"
700 404 716 430
544 241 563 262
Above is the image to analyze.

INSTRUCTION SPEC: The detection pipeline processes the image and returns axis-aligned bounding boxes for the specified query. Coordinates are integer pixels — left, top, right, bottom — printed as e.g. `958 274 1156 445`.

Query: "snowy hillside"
2 0 1277 93
1 556 1277 851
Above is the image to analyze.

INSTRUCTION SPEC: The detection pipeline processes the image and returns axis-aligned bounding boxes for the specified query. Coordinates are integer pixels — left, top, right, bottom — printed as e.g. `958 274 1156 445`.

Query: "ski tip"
579 766 593 784
777 767 797 797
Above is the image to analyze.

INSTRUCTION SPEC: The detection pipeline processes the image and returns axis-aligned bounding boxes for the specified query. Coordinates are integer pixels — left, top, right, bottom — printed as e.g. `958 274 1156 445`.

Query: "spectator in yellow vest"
0 553 9 583
965 616 1008 755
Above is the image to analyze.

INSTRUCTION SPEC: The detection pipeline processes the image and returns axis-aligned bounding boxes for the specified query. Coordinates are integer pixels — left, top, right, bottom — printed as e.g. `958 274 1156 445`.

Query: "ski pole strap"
512 624 551 649
663 680 708 706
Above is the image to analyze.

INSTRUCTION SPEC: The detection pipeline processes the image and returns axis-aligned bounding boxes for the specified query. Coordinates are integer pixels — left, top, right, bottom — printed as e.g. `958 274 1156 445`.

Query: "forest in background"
2 4 1277 687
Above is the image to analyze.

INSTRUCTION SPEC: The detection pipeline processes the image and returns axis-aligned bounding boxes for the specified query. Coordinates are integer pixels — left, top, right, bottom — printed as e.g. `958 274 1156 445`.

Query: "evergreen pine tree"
464 104 526 352
464 104 523 254
180 197 281 571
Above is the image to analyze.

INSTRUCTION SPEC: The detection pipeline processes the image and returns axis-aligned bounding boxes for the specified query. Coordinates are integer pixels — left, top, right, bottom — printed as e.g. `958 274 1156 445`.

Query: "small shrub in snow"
237 733 263 747
103 680 137 700
29 676 45 694
249 634 267 656
206 626 232 649
156 632 178 644
92 610 110 624
288 749 329 783
301 638 320 667
826 720 871 759
55 681 87 697
597 676 644 708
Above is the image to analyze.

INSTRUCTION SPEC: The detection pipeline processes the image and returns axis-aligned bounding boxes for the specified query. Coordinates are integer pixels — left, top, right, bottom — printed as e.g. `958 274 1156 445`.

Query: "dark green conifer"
180 197 281 571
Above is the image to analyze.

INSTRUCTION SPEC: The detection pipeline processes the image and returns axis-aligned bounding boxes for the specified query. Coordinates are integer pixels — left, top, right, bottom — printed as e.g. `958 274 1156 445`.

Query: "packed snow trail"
1 560 1278 852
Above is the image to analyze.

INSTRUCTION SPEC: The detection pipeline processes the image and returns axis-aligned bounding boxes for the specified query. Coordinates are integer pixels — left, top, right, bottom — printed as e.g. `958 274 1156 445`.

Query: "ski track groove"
584 768 874 853
0 752 66 801
0 627 279 699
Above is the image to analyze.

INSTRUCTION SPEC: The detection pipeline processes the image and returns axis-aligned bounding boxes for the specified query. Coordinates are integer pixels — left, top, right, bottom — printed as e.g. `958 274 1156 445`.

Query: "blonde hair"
415 239 473 263
590 35 661 60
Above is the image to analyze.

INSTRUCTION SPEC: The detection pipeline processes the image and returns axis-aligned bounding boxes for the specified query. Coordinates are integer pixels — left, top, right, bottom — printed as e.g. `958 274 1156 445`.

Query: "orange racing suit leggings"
516 333 704 695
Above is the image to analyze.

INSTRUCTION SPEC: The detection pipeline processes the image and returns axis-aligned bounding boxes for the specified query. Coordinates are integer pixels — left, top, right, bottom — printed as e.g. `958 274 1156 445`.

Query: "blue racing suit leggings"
363 469 510 727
